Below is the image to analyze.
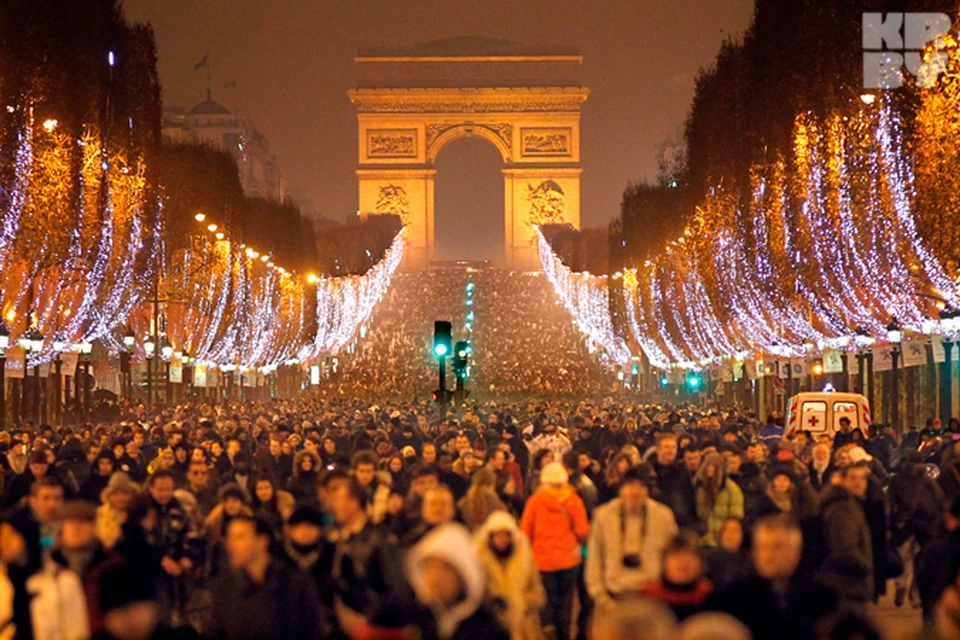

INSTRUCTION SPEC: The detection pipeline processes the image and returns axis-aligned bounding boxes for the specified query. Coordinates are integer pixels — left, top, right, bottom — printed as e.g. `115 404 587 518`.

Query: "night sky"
122 0 754 263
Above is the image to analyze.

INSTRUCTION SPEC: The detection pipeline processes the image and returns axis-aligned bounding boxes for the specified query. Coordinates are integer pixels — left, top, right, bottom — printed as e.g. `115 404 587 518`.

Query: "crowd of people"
469 270 613 398
2 394 960 640
316 269 470 401
315 268 616 403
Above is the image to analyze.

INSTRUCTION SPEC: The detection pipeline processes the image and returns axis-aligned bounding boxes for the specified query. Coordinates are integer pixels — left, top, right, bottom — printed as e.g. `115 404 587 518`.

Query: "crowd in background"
315 269 615 403
2 395 960 640
470 271 612 399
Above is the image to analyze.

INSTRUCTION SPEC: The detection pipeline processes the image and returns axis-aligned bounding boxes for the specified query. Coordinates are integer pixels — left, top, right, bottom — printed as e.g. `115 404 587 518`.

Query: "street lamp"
51 337 64 421
888 317 902 433
940 307 960 420
143 334 155 410
123 327 135 349
24 329 42 424
854 327 875 406
0 322 9 430
76 339 92 424
160 338 172 405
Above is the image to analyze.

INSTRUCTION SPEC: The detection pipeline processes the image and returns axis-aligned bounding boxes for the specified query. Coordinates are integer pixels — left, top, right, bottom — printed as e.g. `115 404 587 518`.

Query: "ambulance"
785 392 871 437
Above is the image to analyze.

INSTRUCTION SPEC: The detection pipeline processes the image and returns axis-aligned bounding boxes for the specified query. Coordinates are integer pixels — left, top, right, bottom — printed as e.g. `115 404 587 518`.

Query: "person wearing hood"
391 422 424 455
474 511 546 640
746 463 815 532
56 437 90 488
694 453 743 547
79 450 118 505
520 462 589 640
407 522 509 640
287 450 322 503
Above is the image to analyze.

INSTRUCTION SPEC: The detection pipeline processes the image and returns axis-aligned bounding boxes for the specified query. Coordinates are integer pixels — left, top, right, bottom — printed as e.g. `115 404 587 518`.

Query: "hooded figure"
287 450 322 503
406 523 508 640
474 512 545 640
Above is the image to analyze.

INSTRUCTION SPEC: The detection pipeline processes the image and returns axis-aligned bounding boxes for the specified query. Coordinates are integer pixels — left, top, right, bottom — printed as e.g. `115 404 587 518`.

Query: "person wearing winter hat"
97 472 140 550
520 462 589 640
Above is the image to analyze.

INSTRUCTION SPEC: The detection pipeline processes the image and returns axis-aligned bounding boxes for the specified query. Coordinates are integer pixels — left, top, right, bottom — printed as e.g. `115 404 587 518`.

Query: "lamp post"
181 351 192 400
20 329 43 424
888 317 903 433
836 335 852 392
144 334 155 410
0 323 8 430
77 340 92 424
121 327 135 400
803 339 816 392
941 308 960 420
854 327 876 409
52 337 64 422
161 338 173 406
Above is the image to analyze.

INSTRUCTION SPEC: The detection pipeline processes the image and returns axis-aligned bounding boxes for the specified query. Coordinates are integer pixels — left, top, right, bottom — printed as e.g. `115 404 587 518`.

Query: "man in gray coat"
817 463 873 606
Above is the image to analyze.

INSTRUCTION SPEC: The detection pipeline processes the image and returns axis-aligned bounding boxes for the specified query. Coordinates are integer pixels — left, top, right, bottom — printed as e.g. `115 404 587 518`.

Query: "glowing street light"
194 213 206 222
42 119 58 131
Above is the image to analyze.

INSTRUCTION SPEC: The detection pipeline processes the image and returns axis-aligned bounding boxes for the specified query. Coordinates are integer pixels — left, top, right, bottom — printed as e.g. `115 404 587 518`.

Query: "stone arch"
349 38 588 270
425 122 513 164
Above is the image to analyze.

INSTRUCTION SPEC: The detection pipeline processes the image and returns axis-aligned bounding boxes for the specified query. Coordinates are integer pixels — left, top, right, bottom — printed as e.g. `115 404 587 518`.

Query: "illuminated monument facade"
349 37 589 269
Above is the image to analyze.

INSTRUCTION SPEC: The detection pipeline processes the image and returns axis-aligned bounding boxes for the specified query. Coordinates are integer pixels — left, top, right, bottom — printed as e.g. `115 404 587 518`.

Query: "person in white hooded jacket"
474 511 546 640
406 522 510 640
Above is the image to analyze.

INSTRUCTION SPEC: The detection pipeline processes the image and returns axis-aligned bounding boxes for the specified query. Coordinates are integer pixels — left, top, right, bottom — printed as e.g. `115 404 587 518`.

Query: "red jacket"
521 484 590 572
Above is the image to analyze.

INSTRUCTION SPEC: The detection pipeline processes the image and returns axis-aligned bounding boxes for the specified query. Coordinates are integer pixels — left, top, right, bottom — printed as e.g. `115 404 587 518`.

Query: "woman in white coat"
474 511 546 640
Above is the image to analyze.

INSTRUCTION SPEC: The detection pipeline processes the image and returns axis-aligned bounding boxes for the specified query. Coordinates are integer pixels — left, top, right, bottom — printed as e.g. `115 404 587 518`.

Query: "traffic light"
453 341 469 373
431 389 452 403
660 376 669 386
686 372 703 390
631 363 639 376
433 321 452 358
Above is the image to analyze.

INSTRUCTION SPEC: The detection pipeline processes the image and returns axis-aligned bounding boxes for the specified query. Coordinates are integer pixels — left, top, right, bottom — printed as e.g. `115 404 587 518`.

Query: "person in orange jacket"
520 462 589 640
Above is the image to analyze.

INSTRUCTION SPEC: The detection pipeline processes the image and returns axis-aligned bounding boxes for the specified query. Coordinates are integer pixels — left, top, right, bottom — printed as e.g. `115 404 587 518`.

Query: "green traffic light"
687 374 702 389
660 376 669 386
434 344 448 357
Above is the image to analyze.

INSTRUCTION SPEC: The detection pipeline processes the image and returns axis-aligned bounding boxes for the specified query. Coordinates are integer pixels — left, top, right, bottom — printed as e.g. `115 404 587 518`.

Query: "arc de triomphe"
349 37 589 270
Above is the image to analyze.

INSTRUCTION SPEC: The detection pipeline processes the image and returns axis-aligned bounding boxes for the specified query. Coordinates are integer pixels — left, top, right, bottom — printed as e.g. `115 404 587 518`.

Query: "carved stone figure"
376 185 410 224
526 180 566 227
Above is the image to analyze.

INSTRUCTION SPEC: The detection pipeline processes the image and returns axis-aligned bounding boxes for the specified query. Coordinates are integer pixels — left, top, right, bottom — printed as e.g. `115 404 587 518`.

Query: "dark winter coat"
817 485 874 603
651 460 698 529
706 576 837 640
209 558 323 640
